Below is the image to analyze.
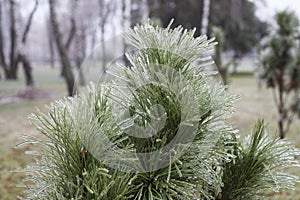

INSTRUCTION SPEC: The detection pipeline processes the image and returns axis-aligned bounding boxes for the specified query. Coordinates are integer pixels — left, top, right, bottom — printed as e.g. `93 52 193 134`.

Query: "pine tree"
19 21 299 200
260 10 300 138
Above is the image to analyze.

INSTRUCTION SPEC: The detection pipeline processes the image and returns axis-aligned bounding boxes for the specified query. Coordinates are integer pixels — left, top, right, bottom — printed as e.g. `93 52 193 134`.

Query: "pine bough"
18 21 299 200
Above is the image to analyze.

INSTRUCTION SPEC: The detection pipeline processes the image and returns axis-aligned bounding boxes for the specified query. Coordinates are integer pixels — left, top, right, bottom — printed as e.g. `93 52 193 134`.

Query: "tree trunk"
278 68 285 139
231 53 240 74
9 0 17 80
76 62 85 86
49 0 77 96
76 60 85 86
279 117 284 139
18 0 38 86
122 0 132 67
19 54 34 86
201 0 210 35
60 17 76 77
2 0 37 84
0 0 8 78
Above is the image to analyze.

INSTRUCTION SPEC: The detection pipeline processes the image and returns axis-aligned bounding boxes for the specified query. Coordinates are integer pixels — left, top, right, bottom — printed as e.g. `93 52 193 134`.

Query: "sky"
255 0 300 21
27 1 300 25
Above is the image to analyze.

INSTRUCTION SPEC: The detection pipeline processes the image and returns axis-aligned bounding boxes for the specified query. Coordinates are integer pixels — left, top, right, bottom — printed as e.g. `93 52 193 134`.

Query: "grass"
0 66 299 199
0 66 66 200
229 75 300 200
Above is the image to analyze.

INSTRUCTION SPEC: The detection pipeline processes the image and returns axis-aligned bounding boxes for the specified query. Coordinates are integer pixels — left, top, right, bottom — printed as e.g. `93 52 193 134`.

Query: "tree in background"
49 0 77 96
148 0 204 36
0 0 7 80
20 21 299 200
210 0 266 73
149 0 265 60
47 0 120 94
0 0 38 86
210 1 257 55
260 10 300 138
212 27 231 85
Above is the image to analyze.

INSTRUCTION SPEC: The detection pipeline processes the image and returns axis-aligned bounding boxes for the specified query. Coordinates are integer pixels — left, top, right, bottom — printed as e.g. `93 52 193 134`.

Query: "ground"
0 66 299 199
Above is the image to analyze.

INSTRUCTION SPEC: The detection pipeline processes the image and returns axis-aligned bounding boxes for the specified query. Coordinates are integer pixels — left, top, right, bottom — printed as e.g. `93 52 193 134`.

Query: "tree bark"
278 67 285 139
65 18 76 51
9 0 17 79
0 0 37 85
19 54 34 86
21 0 38 44
49 0 77 96
0 1 8 77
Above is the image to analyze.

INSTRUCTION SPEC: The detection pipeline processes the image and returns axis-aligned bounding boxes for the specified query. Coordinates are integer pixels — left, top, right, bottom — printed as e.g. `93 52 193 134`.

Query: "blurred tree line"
1 0 298 138
0 0 267 96
148 0 268 62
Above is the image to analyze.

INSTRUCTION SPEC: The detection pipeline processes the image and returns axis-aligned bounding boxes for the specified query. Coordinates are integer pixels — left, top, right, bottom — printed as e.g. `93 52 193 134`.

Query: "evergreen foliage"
221 120 299 200
19 21 299 200
259 10 300 138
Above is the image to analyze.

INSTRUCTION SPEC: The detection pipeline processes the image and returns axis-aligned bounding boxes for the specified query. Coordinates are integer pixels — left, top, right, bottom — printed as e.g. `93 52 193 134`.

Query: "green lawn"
0 66 299 199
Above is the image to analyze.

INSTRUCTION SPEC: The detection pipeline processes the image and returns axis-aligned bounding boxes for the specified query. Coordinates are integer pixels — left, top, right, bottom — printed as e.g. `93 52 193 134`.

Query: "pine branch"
18 20 299 200
221 119 300 200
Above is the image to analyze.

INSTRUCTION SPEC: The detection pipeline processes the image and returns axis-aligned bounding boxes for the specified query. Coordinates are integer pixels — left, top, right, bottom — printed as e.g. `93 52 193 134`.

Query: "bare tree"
49 0 77 96
0 0 38 86
18 0 38 86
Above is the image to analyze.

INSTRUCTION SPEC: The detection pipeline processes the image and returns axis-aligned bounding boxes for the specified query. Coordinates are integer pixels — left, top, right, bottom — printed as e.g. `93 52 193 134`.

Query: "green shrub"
19 21 299 200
